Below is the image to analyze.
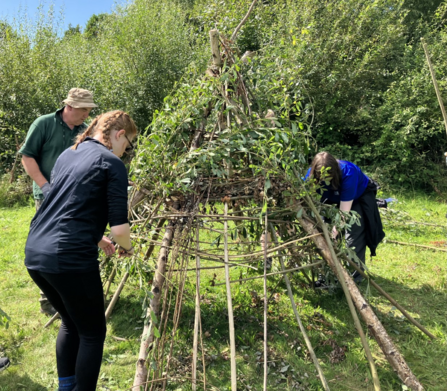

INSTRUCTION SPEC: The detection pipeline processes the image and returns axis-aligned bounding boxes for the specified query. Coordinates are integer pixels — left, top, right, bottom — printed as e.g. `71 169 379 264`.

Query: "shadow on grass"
0 370 48 390
101 266 445 390
105 293 149 341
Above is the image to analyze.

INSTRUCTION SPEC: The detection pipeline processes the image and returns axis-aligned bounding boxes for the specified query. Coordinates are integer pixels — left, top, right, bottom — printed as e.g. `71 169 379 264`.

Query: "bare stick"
9 138 24 183
213 261 324 286
304 196 381 391
387 239 447 252
105 272 129 321
126 378 167 390
104 266 117 300
421 38 447 139
231 0 258 41
263 209 268 391
342 255 436 340
224 202 237 390
269 223 330 391
192 226 201 391
44 312 60 328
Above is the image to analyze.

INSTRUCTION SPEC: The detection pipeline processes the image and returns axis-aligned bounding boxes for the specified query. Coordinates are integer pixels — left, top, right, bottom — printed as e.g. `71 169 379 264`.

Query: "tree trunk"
298 216 424 391
133 221 176 390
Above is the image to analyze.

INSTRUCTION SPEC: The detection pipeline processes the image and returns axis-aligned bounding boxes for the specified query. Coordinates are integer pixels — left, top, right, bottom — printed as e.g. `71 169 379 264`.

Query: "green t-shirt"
19 108 87 199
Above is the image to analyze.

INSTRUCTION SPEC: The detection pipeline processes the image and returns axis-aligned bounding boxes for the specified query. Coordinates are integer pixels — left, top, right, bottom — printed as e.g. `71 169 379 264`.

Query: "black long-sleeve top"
25 138 129 273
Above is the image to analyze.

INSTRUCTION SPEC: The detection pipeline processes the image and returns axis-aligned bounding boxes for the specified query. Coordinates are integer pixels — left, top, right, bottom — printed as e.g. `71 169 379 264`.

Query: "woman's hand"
98 236 116 256
118 245 134 258
331 226 338 239
333 200 354 239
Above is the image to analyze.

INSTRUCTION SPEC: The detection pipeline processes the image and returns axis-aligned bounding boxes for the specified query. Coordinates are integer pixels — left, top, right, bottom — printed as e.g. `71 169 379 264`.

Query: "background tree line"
0 0 446 193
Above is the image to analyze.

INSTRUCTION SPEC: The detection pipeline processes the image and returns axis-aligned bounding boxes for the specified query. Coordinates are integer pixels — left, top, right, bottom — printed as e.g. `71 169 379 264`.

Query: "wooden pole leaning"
342 255 436 340
223 202 238 391
298 204 424 391
304 196 381 391
105 272 129 321
268 223 330 391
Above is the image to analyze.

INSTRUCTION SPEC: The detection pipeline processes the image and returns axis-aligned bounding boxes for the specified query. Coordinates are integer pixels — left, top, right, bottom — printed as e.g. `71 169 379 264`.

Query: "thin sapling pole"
192 226 201 391
133 222 176 390
105 272 129 321
223 201 237 390
268 223 330 391
421 38 447 139
263 209 268 391
304 196 381 391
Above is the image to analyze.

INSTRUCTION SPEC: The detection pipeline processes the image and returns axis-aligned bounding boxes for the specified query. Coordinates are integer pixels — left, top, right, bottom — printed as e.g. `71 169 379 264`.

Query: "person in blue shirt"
24 110 137 391
305 152 385 282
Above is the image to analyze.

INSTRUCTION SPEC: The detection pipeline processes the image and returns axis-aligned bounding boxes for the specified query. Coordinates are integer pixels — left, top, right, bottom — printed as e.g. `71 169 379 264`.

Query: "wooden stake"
304 196 381 391
133 222 176 390
209 29 222 67
298 207 424 391
224 202 237 390
263 209 268 391
268 223 330 391
192 226 201 391
342 255 436 340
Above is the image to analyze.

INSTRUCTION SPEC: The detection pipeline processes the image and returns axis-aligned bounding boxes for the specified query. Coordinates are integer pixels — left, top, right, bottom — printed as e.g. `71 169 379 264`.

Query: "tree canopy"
0 0 446 191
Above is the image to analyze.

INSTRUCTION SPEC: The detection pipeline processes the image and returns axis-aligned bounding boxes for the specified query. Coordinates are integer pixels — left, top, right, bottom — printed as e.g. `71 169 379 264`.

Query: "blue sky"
0 0 123 32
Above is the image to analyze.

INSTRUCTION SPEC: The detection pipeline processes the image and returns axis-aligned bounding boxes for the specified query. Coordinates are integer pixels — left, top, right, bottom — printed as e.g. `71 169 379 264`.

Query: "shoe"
40 302 57 316
314 274 327 289
0 357 10 372
352 271 364 284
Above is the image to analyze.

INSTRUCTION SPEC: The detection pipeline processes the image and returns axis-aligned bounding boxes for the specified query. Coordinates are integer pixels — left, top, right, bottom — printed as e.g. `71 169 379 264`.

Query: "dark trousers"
27 269 106 391
346 200 367 264
345 180 381 265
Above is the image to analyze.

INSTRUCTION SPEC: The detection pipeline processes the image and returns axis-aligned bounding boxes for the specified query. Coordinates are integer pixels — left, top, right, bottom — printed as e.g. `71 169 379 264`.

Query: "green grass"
0 192 445 390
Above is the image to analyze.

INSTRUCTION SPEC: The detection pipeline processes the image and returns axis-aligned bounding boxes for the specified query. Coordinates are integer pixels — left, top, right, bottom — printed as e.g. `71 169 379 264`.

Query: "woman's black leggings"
27 269 106 391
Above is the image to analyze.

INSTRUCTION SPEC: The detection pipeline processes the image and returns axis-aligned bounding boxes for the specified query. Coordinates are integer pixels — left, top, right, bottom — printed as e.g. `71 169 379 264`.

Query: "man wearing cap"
19 88 97 316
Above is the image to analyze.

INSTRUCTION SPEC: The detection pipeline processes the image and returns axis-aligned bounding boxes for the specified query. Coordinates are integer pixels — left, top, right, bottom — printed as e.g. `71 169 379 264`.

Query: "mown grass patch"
0 192 445 390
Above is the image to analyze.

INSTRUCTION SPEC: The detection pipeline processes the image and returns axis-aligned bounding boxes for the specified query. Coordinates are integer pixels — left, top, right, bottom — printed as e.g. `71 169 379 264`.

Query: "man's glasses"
124 134 134 153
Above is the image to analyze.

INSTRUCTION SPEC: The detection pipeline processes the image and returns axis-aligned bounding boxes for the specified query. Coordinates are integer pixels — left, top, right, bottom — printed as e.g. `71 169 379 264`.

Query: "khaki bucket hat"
62 88 98 108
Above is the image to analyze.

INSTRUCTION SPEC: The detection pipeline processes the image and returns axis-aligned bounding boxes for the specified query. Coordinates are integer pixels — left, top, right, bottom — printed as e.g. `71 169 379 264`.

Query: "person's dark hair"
309 152 342 190
71 110 137 150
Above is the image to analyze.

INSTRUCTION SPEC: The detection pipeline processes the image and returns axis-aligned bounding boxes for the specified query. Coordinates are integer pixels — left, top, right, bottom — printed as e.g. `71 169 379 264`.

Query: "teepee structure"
99 9 432 390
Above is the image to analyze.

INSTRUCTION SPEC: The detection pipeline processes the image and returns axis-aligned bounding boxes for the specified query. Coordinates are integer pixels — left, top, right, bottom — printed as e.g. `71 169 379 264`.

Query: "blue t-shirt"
305 160 369 203
24 138 129 273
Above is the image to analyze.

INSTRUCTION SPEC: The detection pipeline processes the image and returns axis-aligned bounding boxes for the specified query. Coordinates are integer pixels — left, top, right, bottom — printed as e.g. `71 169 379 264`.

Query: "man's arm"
21 155 47 188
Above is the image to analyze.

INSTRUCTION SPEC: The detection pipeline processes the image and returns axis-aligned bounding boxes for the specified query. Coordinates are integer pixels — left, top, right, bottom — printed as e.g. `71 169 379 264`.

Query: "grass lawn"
0 191 445 390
